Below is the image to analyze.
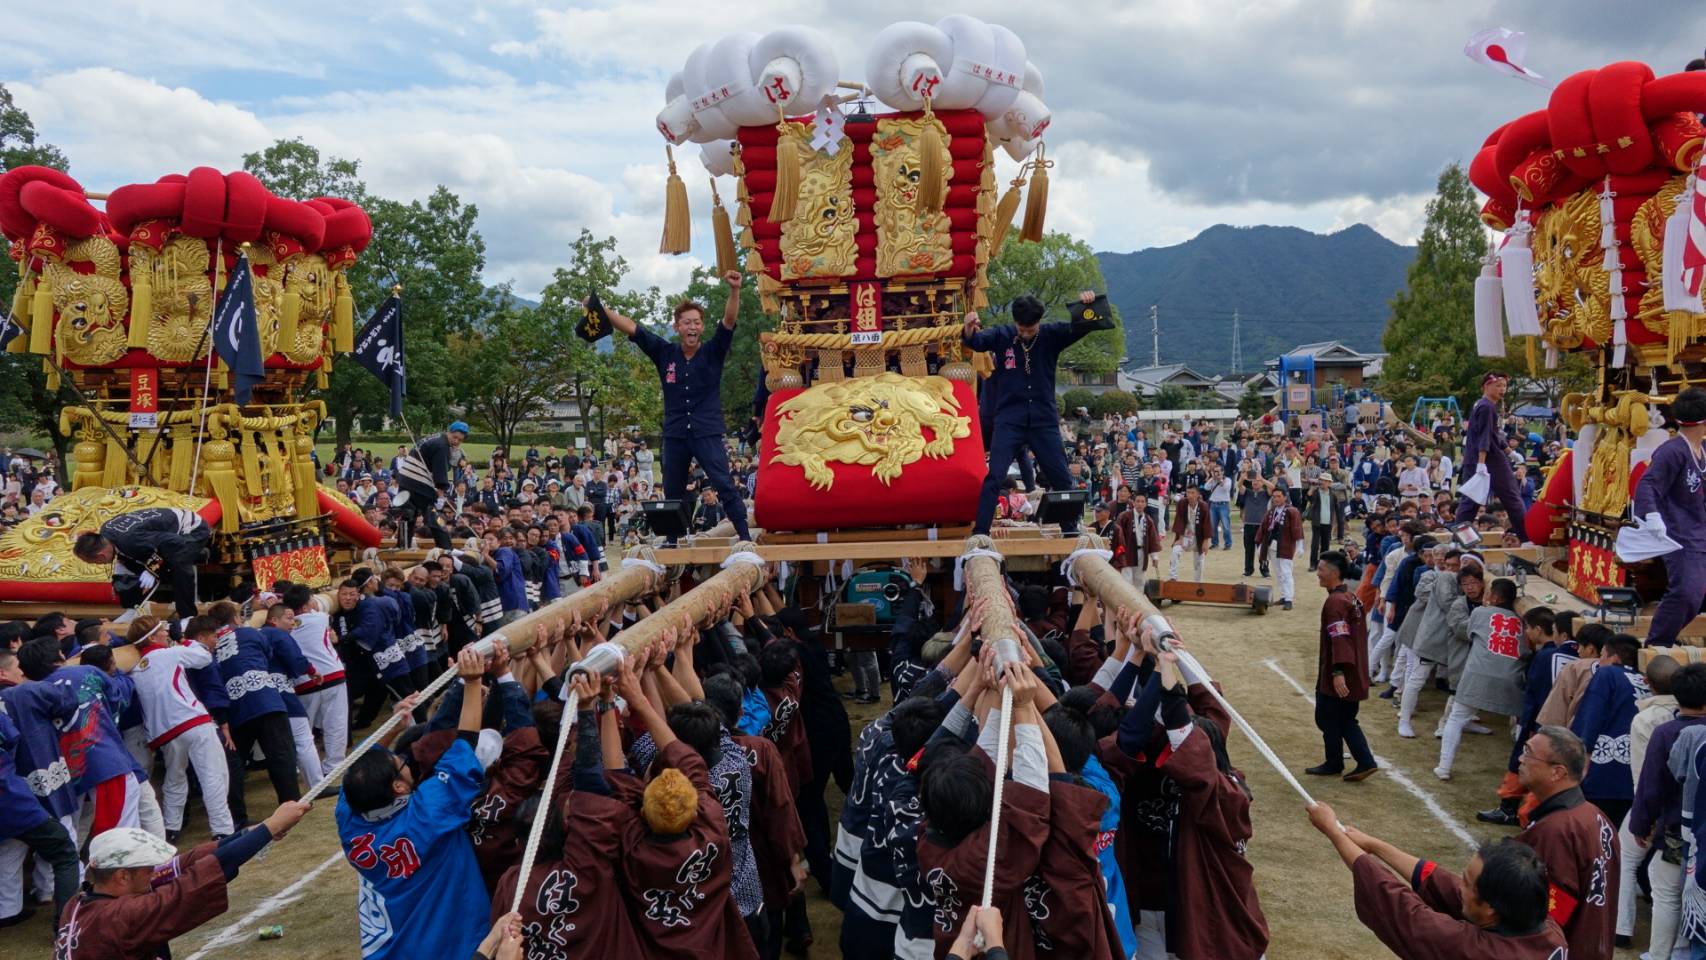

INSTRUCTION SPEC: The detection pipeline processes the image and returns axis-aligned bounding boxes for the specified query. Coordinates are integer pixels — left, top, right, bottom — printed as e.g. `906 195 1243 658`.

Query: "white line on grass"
182 850 345 960
1261 657 1479 851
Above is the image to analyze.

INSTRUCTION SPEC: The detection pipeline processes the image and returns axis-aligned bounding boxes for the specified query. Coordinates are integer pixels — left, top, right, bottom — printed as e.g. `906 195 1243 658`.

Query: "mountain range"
1096 223 1417 377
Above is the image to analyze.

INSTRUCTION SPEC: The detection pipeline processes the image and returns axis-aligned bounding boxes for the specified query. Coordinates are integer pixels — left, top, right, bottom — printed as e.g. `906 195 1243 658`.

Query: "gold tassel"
769 113 801 225
279 289 300 353
240 432 264 497
315 368 329 390
266 434 291 501
7 275 28 355
1020 145 1052 243
333 273 353 353
102 435 130 489
1525 336 1537 378
757 272 782 315
973 264 990 309
735 178 752 228
127 275 152 350
660 145 691 255
30 283 53 354
168 426 194 492
43 358 58 392
710 179 738 276
292 436 319 520
917 99 947 214
990 169 1028 259
204 442 241 532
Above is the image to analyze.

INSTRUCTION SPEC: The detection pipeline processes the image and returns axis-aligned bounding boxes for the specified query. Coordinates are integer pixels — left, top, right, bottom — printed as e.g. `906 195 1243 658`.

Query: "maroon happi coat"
1158 723 1268 959
1518 787 1618 960
763 671 814 794
608 740 759 960
471 727 551 894
1353 854 1568 959
735 732 806 911
917 780 1051 960
1024 779 1122 960
55 842 229 960
1319 586 1370 701
491 788 645 960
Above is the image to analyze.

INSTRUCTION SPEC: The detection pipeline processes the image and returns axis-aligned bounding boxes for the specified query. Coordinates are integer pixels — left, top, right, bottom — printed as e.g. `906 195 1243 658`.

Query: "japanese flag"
1464 27 1547 87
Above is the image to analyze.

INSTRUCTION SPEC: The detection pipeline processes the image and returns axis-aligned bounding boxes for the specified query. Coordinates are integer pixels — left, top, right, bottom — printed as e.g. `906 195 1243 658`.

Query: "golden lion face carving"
43 237 129 366
132 236 213 363
870 117 953 278
0 485 208 584
780 135 857 280
1533 189 1607 348
279 252 331 363
771 372 970 490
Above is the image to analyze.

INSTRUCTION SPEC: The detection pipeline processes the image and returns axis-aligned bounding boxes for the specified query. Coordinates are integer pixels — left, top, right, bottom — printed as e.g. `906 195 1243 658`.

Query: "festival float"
1468 61 1706 612
0 165 383 614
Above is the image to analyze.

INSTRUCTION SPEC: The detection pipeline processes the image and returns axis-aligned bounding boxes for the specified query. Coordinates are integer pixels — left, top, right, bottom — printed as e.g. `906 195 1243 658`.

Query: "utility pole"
1150 305 1159 367
1230 309 1242 375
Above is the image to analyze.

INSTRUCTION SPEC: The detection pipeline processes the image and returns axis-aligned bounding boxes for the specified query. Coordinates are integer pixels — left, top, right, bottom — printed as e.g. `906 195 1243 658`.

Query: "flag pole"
188 239 227 495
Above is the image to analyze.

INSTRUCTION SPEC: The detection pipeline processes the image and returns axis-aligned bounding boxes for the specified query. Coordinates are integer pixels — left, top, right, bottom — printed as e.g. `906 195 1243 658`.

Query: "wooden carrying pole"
959 534 1026 670
1060 532 1177 642
568 541 769 677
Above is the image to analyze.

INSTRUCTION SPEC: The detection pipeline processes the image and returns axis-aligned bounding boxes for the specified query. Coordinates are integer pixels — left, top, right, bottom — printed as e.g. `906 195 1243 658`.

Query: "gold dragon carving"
128 235 213 363
1631 175 1700 350
249 244 284 357
779 127 858 281
771 372 969 490
0 485 209 584
1533 189 1608 349
41 236 130 366
279 252 331 363
870 116 953 278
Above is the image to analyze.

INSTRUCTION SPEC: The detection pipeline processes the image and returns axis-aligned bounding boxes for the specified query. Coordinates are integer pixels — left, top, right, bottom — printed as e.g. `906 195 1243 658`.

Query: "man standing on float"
1453 371 1526 533
964 291 1097 535
1633 386 1706 647
594 271 751 542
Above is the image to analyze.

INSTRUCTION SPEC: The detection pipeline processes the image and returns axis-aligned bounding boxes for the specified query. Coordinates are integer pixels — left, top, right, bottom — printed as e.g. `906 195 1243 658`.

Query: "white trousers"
20 814 78 908
300 685 350 767
1122 563 1148 596
1267 543 1295 602
160 722 235 835
1436 698 1477 774
1647 834 1689 959
291 715 324 786
1371 624 1399 680
1134 909 1175 960
1399 660 1438 729
1170 545 1204 582
136 778 164 838
123 724 151 770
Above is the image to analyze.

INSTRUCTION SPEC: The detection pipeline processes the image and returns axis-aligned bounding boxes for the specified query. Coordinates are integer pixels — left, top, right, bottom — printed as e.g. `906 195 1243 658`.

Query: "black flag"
213 252 266 404
1068 292 1115 333
576 291 612 342
353 294 406 417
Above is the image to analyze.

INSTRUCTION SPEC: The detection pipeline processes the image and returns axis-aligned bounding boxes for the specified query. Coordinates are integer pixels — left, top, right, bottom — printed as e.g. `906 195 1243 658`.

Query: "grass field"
0 545 1655 959
311 442 598 473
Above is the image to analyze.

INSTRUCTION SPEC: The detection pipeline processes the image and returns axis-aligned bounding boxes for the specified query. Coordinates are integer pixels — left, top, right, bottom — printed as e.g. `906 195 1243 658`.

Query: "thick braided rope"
509 688 580 914
979 684 1016 909
762 324 963 351
302 661 464 803
1166 642 1318 808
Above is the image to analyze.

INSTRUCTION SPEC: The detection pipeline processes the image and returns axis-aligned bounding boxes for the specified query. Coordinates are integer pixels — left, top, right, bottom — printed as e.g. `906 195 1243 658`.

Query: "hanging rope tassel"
917 98 947 214
279 288 300 353
709 178 739 276
30 281 53 355
509 689 581 914
990 165 1029 260
660 146 692 255
333 273 354 354
8 270 31 354
1020 145 1052 243
770 109 802 225
128 272 153 350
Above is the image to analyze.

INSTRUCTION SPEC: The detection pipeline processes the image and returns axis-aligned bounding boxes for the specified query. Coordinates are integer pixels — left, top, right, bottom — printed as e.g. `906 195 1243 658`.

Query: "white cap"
87 827 177 869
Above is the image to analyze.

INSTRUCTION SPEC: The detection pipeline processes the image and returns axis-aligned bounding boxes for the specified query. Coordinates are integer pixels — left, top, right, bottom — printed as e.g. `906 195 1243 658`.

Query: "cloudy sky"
5 1 1704 299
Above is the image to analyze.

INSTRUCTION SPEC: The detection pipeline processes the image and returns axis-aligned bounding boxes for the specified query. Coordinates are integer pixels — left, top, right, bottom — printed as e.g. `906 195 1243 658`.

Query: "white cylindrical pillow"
933 14 996 110
746 25 839 119
700 140 738 177
971 23 1026 118
865 21 951 111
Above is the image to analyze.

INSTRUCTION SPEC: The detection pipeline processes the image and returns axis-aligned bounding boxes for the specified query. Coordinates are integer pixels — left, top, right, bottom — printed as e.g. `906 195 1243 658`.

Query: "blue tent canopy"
1512 405 1554 418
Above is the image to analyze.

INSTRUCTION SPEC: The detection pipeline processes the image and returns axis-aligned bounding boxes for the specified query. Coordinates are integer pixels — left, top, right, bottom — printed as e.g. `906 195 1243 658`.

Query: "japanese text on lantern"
850 282 883 345
130 369 158 429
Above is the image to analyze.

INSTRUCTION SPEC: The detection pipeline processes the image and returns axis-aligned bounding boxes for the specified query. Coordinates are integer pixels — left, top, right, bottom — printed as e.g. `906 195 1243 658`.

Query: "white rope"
952 547 1005 591
301 662 462 803
720 550 766 570
1058 547 1113 587
509 688 580 914
621 556 667 577
975 684 1016 948
1164 641 1318 808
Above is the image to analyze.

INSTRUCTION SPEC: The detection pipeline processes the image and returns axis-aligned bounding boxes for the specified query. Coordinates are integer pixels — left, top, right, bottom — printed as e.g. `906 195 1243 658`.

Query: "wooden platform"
651 531 1083 565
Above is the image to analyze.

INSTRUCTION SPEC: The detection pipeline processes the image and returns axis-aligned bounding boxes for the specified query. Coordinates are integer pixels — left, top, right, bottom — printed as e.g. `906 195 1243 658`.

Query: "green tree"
1153 384 1192 411
1381 163 1490 413
0 84 73 476
1059 388 1096 417
1238 382 1269 419
985 231 1124 374
1089 390 1138 417
240 138 365 201
449 305 570 452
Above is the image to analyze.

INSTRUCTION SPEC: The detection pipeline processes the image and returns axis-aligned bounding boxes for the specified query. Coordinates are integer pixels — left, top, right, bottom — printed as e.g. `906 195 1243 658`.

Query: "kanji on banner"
850 281 883 345
129 369 158 429
1567 523 1627 604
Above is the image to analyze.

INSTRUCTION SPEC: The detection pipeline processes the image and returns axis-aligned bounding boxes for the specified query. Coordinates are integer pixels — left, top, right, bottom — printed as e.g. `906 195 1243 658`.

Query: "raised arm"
722 271 742 330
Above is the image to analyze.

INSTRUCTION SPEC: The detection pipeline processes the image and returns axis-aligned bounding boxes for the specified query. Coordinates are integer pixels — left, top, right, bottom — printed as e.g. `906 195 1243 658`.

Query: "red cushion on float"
1549 69 1606 179
180 166 228 239
1470 145 1517 210
753 378 986 532
1644 72 1706 119
314 197 373 253
1590 61 1657 174
318 488 382 548
0 166 84 242
1654 114 1706 170
220 171 270 242
18 181 102 237
106 181 186 235
263 197 327 251
1495 110 1552 186
1525 449 1572 546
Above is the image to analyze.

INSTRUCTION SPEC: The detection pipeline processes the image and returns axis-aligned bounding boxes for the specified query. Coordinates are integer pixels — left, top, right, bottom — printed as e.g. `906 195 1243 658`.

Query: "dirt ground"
0 544 1653 959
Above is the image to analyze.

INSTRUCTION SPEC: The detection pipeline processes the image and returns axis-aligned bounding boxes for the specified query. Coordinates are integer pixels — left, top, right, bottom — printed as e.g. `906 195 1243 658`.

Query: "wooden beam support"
652 533 1083 565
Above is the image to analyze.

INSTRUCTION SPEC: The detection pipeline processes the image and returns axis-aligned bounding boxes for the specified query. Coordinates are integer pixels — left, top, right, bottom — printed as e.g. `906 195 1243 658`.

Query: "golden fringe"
770 115 801 225
709 179 738 276
1020 144 1052 243
660 145 691 255
917 99 947 214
